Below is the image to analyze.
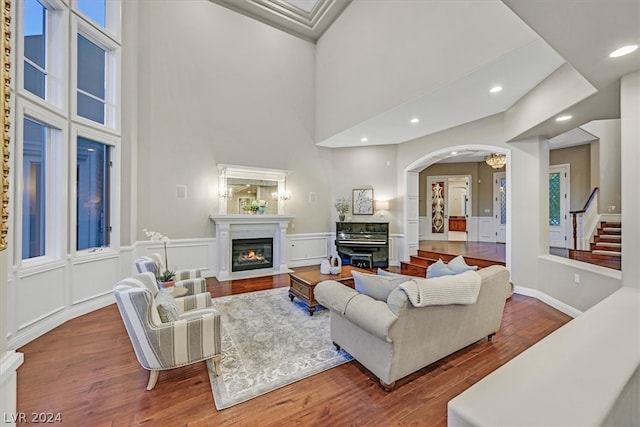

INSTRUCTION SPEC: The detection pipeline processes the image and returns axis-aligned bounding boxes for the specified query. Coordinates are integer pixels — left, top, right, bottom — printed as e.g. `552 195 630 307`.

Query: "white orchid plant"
143 229 175 282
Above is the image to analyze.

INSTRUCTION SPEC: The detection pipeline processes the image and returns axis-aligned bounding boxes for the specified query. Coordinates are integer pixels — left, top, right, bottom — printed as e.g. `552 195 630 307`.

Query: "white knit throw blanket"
399 270 482 307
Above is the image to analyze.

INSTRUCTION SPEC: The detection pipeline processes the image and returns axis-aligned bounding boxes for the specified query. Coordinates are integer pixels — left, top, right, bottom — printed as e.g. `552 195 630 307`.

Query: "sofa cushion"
352 271 409 301
377 268 412 279
426 259 457 278
155 292 180 323
447 255 479 274
399 270 482 306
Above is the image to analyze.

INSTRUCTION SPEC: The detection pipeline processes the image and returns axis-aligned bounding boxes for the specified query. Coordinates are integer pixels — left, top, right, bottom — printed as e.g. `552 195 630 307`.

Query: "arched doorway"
403 145 510 267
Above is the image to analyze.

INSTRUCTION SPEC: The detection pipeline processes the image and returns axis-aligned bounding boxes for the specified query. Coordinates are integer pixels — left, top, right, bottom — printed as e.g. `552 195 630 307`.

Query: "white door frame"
549 164 571 248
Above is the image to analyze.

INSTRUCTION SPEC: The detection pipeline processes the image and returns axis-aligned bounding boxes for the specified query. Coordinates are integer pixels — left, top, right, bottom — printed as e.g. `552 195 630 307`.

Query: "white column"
508 136 548 288
621 71 640 288
216 223 231 280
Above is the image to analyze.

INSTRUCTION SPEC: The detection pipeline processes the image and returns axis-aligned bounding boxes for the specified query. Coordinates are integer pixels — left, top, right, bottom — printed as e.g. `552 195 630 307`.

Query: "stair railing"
570 187 599 250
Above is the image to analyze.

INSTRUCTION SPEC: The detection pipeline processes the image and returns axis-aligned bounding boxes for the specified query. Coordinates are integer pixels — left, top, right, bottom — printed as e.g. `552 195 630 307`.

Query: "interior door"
427 176 448 240
493 172 506 243
549 165 570 248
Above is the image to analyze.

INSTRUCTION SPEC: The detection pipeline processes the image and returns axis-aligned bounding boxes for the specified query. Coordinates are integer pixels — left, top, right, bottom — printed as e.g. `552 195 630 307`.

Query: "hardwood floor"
420 240 621 271
17 267 572 426
419 240 506 263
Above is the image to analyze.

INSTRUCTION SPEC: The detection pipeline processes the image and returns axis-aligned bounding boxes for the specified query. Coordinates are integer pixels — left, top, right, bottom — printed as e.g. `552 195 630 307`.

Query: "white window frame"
71 15 121 133
71 0 121 41
70 124 120 259
14 99 68 272
16 0 69 114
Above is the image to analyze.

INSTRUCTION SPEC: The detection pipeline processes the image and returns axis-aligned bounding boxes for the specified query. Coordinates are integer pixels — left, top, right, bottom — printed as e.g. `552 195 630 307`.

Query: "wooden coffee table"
288 265 367 315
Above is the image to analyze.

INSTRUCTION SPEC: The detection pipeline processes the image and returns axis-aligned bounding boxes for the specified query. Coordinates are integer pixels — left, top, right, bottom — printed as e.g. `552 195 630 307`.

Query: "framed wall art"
352 188 374 215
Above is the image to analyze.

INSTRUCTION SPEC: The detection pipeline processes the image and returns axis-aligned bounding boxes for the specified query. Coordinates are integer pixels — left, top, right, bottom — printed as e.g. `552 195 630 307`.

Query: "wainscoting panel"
16 266 65 331
289 233 331 267
138 238 216 276
467 217 479 242
71 255 120 304
418 216 429 240
388 235 403 266
478 217 496 242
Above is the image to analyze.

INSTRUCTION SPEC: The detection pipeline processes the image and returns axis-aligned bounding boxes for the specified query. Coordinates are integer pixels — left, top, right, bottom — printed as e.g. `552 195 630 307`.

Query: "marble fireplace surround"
209 214 295 280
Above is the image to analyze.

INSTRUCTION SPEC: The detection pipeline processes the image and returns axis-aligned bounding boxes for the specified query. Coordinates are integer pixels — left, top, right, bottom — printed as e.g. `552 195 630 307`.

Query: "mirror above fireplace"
217 164 290 215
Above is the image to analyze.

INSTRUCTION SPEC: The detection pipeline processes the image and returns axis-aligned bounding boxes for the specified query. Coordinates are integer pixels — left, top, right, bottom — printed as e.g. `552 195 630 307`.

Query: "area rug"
206 287 353 410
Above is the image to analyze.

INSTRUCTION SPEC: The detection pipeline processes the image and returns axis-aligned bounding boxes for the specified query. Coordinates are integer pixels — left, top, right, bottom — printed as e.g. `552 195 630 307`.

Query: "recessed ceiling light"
410 117 420 124
609 44 638 58
556 115 572 122
490 86 503 93
361 137 368 142
451 151 458 155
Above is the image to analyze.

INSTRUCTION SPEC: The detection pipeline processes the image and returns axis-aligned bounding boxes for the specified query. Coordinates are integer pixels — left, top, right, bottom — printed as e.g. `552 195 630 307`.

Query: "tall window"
22 118 48 259
77 0 106 28
76 137 110 250
17 0 120 266
77 34 106 124
23 0 47 99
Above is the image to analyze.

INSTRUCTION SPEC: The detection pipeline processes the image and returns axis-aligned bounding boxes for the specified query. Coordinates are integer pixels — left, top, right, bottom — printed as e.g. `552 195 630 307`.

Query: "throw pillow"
447 255 479 274
352 271 409 301
377 268 413 280
426 259 457 278
155 292 180 323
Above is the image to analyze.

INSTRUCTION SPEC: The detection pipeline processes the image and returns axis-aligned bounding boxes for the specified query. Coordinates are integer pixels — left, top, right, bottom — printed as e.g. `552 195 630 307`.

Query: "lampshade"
376 200 390 211
485 153 506 169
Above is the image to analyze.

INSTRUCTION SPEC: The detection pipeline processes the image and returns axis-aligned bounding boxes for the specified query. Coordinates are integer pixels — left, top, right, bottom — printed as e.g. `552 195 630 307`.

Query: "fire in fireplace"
231 237 274 272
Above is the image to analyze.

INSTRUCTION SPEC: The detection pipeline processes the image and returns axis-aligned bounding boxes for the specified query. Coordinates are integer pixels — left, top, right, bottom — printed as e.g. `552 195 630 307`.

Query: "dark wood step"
590 243 622 252
409 255 433 267
400 262 427 277
417 250 505 268
598 227 621 235
600 221 621 228
594 235 621 243
592 250 622 257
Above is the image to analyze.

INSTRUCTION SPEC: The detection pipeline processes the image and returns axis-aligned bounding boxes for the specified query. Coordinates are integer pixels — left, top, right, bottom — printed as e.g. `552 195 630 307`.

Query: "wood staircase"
400 250 506 277
590 221 622 258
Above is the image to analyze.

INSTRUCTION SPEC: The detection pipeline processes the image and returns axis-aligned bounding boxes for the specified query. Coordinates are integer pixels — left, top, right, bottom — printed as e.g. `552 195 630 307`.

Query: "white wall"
330 145 398 232
136 0 332 239
582 119 622 214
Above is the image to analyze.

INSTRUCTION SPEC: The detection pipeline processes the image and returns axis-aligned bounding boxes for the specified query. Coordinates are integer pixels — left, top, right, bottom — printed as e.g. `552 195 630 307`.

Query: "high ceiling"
208 0 351 42
209 0 640 152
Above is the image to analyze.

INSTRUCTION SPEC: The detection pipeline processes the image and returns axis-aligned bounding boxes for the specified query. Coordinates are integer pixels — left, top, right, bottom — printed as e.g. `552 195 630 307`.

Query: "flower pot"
338 214 345 222
258 206 265 215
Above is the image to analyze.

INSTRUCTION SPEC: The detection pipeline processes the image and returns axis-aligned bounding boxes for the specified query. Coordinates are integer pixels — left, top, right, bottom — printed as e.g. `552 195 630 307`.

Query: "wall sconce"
218 187 233 198
272 190 291 201
376 200 390 219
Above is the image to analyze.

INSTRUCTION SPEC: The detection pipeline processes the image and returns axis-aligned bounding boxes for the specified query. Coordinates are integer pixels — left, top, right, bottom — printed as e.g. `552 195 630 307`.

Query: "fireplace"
231 237 274 272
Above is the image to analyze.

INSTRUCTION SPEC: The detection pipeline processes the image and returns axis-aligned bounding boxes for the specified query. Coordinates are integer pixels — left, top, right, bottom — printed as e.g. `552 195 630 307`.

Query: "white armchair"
135 254 206 296
113 272 222 390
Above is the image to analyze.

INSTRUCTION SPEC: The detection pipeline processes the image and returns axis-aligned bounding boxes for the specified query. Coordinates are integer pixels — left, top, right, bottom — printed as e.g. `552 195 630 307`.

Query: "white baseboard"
514 286 583 318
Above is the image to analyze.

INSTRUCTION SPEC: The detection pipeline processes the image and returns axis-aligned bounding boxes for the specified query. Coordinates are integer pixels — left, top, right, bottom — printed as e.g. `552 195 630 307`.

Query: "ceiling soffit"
208 0 352 42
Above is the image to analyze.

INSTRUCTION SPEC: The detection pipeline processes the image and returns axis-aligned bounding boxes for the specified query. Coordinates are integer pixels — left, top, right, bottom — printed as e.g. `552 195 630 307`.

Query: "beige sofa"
314 265 511 389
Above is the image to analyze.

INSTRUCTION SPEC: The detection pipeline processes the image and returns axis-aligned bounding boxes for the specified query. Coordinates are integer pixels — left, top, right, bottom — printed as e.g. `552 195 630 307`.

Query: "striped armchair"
134 254 207 296
114 272 222 390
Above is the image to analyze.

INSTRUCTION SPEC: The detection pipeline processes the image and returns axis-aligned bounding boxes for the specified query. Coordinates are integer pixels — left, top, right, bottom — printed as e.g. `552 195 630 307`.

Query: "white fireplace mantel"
209 214 295 280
